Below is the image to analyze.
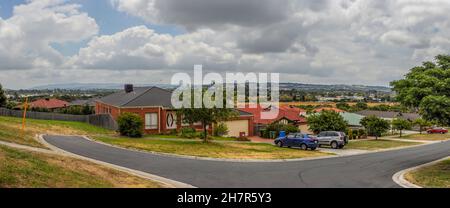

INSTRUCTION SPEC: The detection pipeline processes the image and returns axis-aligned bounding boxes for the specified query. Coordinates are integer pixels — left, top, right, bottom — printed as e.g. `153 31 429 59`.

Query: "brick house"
18 98 69 112
239 105 308 135
96 85 254 137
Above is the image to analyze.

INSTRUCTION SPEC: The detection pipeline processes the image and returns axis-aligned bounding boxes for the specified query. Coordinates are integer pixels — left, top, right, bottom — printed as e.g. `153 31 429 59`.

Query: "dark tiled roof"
98 87 173 108
70 98 99 107
356 110 420 120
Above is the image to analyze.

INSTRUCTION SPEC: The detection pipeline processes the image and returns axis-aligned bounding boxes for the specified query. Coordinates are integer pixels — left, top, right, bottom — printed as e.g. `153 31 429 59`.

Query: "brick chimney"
124 84 134 93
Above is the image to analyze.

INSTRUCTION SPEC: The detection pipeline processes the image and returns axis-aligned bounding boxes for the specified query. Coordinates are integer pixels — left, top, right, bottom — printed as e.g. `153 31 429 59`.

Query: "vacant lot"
405 158 450 188
280 101 399 107
399 133 449 141
345 139 421 150
0 116 113 148
95 136 332 160
0 145 163 188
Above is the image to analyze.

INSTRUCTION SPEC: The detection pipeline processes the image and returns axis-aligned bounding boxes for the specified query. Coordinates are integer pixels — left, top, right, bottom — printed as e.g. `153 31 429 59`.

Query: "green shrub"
357 129 367 139
263 123 299 138
180 127 198 139
352 129 358 140
117 112 143 138
236 136 250 142
214 123 229 136
348 129 354 140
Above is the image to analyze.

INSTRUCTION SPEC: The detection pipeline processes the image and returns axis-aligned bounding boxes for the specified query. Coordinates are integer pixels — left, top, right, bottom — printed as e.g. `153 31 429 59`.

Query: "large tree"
307 110 348 134
0 83 6 107
360 115 390 140
391 55 450 126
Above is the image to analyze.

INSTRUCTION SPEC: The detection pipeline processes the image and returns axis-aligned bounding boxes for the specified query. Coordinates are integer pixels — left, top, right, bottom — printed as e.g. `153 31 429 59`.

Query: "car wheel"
300 144 307 150
331 141 338 149
277 142 283 147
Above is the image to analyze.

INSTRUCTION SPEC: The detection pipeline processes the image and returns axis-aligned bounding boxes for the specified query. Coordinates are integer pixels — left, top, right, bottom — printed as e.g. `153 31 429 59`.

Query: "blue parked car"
274 133 319 150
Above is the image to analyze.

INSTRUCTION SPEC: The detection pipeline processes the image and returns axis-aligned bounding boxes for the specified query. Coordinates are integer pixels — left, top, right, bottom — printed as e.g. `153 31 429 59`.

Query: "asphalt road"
43 135 450 188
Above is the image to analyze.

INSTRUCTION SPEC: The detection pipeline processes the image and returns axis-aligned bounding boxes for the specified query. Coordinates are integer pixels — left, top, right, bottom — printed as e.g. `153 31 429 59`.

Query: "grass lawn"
94 136 332 160
0 145 163 188
398 133 450 141
0 116 114 148
345 139 421 150
0 115 329 160
405 158 450 188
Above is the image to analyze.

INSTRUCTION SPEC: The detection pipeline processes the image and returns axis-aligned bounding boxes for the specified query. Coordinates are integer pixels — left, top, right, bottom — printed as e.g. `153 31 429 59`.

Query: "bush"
263 123 299 138
214 123 229 136
117 112 143 138
347 129 354 140
352 129 358 140
180 127 198 139
236 136 250 141
357 129 367 139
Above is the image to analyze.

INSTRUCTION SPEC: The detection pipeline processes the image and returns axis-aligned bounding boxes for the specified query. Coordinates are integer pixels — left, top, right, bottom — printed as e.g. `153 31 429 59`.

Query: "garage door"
223 120 249 138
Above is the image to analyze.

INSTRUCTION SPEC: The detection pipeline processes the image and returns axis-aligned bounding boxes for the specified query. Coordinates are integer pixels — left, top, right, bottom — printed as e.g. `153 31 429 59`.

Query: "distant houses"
355 110 420 122
17 98 69 112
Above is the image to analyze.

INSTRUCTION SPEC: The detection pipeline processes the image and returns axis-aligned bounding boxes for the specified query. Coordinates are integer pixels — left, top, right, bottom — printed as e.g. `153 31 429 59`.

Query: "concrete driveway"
43 135 450 188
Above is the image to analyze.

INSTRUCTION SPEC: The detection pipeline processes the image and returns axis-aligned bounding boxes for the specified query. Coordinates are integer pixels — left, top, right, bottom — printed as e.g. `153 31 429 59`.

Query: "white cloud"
2 0 450 88
68 26 238 70
0 0 98 69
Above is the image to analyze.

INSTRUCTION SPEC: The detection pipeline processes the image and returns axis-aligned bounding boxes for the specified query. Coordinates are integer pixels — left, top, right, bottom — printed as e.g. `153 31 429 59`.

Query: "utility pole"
21 97 28 138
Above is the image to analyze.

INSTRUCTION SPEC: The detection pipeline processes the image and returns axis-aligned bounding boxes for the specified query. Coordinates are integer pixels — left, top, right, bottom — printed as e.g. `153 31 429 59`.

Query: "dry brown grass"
0 145 164 188
0 116 114 148
280 101 399 107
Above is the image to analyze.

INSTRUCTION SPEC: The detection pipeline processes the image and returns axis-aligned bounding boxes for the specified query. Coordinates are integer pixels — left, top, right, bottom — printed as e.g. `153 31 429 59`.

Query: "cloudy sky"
0 0 449 89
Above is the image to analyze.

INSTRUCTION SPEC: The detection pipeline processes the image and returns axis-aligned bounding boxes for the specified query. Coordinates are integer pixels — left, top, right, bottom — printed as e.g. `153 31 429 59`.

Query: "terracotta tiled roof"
28 99 69 109
239 105 307 125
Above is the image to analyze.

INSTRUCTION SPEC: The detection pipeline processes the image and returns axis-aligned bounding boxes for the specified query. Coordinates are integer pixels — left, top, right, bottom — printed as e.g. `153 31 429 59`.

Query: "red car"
427 127 448 134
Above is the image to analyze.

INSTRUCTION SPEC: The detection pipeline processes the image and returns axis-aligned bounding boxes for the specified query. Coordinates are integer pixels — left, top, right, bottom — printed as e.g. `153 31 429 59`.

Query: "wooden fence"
0 108 117 130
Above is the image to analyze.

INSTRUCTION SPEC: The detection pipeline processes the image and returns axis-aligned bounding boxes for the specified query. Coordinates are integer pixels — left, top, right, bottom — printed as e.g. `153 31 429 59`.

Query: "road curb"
38 134 196 188
392 156 450 188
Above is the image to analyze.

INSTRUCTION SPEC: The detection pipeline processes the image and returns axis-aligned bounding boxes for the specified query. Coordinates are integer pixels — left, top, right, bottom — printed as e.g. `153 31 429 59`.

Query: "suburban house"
19 98 69 111
69 97 98 107
355 110 420 122
239 105 308 135
95 85 254 137
340 112 365 128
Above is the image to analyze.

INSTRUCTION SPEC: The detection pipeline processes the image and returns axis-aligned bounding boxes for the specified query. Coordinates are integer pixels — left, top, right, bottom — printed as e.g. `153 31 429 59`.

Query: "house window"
145 113 158 130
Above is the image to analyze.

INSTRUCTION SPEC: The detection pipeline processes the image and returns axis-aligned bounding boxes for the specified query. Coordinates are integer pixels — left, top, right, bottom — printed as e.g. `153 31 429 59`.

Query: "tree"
117 112 144 138
413 118 432 134
391 54 450 126
336 102 351 111
178 107 237 142
307 110 348 134
391 118 412 137
0 84 6 107
360 115 390 140
355 102 368 110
